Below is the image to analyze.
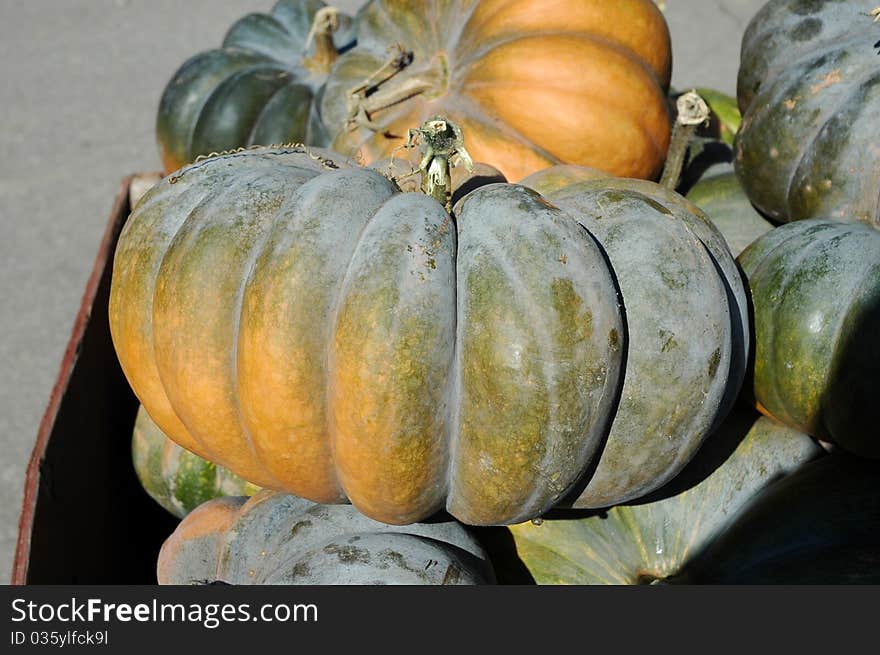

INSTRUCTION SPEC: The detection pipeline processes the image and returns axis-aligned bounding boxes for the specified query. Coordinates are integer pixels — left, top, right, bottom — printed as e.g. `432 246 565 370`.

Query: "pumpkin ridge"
152 167 287 484
456 77 666 167
245 82 312 146
454 30 667 93
223 13 296 62
743 32 868 104
761 228 830 432
778 60 880 214
187 63 289 161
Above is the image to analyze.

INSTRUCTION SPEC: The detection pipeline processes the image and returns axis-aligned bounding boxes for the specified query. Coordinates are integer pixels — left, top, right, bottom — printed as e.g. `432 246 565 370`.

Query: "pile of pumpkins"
112 0 879 585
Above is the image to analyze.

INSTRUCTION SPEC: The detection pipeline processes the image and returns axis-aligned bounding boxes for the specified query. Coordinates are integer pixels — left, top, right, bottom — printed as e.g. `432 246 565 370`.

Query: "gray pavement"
0 0 766 581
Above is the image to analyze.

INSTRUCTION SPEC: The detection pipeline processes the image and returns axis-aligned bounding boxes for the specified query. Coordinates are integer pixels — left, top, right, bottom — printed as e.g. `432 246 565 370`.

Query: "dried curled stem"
302 6 341 74
392 116 474 212
659 90 711 191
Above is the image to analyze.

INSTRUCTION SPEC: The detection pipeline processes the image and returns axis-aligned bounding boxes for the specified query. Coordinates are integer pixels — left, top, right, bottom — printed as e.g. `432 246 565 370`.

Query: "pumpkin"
157 490 494 585
156 0 355 173
682 453 880 584
319 0 672 181
685 172 775 257
738 218 880 457
500 409 822 584
734 0 880 223
109 121 746 526
132 404 261 519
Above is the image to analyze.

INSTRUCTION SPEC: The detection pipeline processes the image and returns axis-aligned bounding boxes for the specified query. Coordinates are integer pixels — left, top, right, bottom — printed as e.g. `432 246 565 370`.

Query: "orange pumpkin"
320 0 672 181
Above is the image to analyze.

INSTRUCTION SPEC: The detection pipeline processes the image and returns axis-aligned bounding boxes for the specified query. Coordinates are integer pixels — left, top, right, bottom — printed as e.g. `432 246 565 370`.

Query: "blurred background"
0 0 767 580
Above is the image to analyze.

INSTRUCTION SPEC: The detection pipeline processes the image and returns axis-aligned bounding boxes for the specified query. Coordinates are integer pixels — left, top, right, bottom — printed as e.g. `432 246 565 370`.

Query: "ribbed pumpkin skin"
539 177 749 508
320 0 672 181
132 404 260 519
686 172 774 257
109 148 746 526
505 411 821 584
735 0 880 223
738 219 880 457
156 0 355 173
157 491 494 585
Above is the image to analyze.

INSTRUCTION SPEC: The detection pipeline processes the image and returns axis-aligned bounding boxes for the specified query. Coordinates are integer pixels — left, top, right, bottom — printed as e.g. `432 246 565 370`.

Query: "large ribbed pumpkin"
319 0 672 181
109 144 746 527
158 491 494 585
156 0 355 173
738 217 880 457
734 0 880 223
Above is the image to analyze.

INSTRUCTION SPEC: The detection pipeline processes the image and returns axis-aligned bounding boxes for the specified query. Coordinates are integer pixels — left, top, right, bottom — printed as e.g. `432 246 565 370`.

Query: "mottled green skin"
505 410 821 584
156 0 355 171
687 172 775 257
735 0 880 224
686 454 880 583
132 405 260 519
738 218 880 457
158 491 494 585
542 178 750 508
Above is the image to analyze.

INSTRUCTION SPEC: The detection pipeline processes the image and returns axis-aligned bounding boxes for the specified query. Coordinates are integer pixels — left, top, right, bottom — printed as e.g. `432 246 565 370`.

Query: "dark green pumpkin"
735 0 880 223
501 409 823 584
157 490 495 585
132 404 260 519
682 454 880 584
738 218 880 457
156 0 355 173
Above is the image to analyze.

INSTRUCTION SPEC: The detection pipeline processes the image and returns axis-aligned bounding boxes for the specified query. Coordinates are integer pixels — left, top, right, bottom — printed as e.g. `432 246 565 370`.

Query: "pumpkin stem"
659 90 711 191
393 116 474 212
302 6 341 74
345 46 447 133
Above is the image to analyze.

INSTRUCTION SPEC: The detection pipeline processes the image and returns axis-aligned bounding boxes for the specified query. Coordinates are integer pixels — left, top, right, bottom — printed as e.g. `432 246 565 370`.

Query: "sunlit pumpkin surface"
110 146 747 526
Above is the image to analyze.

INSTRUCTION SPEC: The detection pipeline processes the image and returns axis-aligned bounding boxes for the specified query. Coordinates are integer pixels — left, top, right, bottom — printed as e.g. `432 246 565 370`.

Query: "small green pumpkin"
501 409 822 584
132 404 260 519
157 490 494 585
734 0 880 223
156 0 355 172
738 217 880 457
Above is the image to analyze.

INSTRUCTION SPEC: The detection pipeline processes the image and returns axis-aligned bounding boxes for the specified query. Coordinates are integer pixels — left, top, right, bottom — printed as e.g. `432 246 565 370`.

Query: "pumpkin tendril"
660 90 711 191
168 143 340 184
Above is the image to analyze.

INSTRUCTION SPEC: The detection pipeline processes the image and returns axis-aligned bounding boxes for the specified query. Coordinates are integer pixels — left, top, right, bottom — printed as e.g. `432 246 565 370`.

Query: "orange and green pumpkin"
319 0 672 181
109 136 746 527
158 491 494 585
156 0 355 173
132 404 260 519
738 217 880 458
734 0 880 223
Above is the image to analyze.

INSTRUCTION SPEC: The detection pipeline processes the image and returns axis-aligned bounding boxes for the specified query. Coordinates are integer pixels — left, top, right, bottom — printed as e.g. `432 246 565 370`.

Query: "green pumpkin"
738 218 880 457
735 0 880 223
110 137 746 526
156 0 355 172
157 490 494 585
132 404 261 519
501 410 822 584
682 454 880 584
686 173 775 258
